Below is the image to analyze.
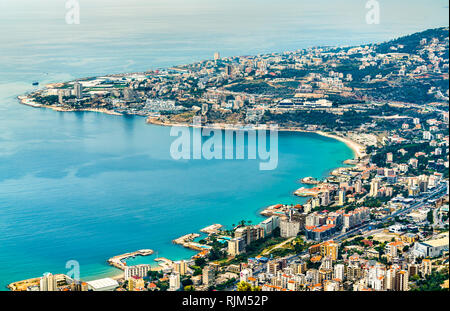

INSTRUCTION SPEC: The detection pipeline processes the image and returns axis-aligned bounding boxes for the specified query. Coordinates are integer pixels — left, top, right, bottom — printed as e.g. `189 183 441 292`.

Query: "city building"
320 241 339 261
169 272 181 291
202 266 215 287
124 264 152 280
128 276 145 291
228 237 246 256
172 260 188 276
413 237 449 258
280 219 301 238
86 278 119 291
39 273 57 291
74 82 82 99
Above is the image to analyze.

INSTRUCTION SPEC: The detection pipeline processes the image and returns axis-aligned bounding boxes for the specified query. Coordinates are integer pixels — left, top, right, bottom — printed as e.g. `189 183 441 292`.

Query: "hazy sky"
0 0 448 80
1 0 448 46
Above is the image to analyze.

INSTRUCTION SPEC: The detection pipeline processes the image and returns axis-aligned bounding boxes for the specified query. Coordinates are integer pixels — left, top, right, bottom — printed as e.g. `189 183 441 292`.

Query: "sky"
0 0 448 80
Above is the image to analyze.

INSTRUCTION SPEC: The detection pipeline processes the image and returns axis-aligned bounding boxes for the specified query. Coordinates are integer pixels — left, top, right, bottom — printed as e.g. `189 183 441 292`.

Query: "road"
334 182 448 242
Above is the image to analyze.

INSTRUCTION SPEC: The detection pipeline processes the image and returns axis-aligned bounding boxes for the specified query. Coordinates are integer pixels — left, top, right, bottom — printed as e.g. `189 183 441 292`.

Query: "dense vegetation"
411 270 449 291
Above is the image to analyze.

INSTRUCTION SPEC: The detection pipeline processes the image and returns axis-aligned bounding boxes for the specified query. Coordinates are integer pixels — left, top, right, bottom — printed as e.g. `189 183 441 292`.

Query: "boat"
32 82 39 86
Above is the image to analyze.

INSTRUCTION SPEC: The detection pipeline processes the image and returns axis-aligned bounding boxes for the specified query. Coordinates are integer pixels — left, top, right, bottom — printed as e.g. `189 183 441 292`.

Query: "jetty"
260 204 286 217
294 187 322 197
7 274 70 291
107 249 154 270
301 177 320 185
7 277 41 291
173 233 200 245
200 224 223 234
173 233 212 251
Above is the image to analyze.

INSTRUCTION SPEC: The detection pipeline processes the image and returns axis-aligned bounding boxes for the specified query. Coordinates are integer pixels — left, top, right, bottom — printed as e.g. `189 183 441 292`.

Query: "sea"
0 0 448 289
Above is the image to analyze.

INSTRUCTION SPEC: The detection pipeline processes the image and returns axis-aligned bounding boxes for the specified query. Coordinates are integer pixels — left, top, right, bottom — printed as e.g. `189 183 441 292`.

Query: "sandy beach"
315 131 365 159
147 118 366 160
18 96 366 159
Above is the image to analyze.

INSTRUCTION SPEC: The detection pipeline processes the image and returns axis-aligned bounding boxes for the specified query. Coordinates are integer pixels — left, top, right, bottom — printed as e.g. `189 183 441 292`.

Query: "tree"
181 278 193 287
147 270 163 280
411 270 449 291
208 246 226 261
195 257 206 267
293 240 305 254
237 281 261 292
427 210 434 224
156 281 169 291
192 266 202 276
237 281 252 291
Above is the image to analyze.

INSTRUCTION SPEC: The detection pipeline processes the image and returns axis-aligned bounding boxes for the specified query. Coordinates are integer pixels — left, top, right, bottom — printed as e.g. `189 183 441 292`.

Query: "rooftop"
422 238 449 248
86 278 119 290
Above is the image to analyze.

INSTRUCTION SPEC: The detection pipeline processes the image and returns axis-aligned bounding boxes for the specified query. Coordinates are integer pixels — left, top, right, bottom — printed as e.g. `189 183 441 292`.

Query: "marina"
294 187 322 197
300 177 320 185
173 233 212 252
107 249 154 270
200 224 223 234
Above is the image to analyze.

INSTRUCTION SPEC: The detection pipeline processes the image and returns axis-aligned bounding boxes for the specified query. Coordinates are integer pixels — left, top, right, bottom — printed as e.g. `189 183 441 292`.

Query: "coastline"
19 94 366 160
10 95 365 290
315 131 364 159
18 96 123 116
19 96 365 160
146 118 365 160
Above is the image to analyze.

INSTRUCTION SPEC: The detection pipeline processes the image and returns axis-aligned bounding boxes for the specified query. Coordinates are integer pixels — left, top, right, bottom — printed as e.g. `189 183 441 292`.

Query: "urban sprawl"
12 27 450 292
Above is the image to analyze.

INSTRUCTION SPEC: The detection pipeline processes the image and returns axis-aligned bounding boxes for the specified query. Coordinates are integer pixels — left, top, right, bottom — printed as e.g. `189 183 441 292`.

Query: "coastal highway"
334 182 448 243
250 182 448 278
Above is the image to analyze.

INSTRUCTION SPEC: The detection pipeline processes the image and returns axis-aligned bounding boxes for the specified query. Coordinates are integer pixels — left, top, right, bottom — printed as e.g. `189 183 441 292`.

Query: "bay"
0 0 447 290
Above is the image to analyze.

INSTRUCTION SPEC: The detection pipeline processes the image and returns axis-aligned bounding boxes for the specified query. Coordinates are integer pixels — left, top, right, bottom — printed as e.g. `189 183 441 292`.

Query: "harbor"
107 249 154 270
173 233 212 251
200 224 223 234
300 177 320 185
294 187 322 197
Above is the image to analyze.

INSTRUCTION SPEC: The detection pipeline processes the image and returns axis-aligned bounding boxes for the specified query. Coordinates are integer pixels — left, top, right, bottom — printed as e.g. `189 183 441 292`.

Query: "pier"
173 233 200 245
107 249 154 270
200 224 223 234
301 177 320 185
260 204 290 217
8 277 41 291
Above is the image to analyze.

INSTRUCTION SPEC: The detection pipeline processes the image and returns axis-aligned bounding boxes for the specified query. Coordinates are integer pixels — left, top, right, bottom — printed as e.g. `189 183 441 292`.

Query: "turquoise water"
0 85 353 286
0 0 448 290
